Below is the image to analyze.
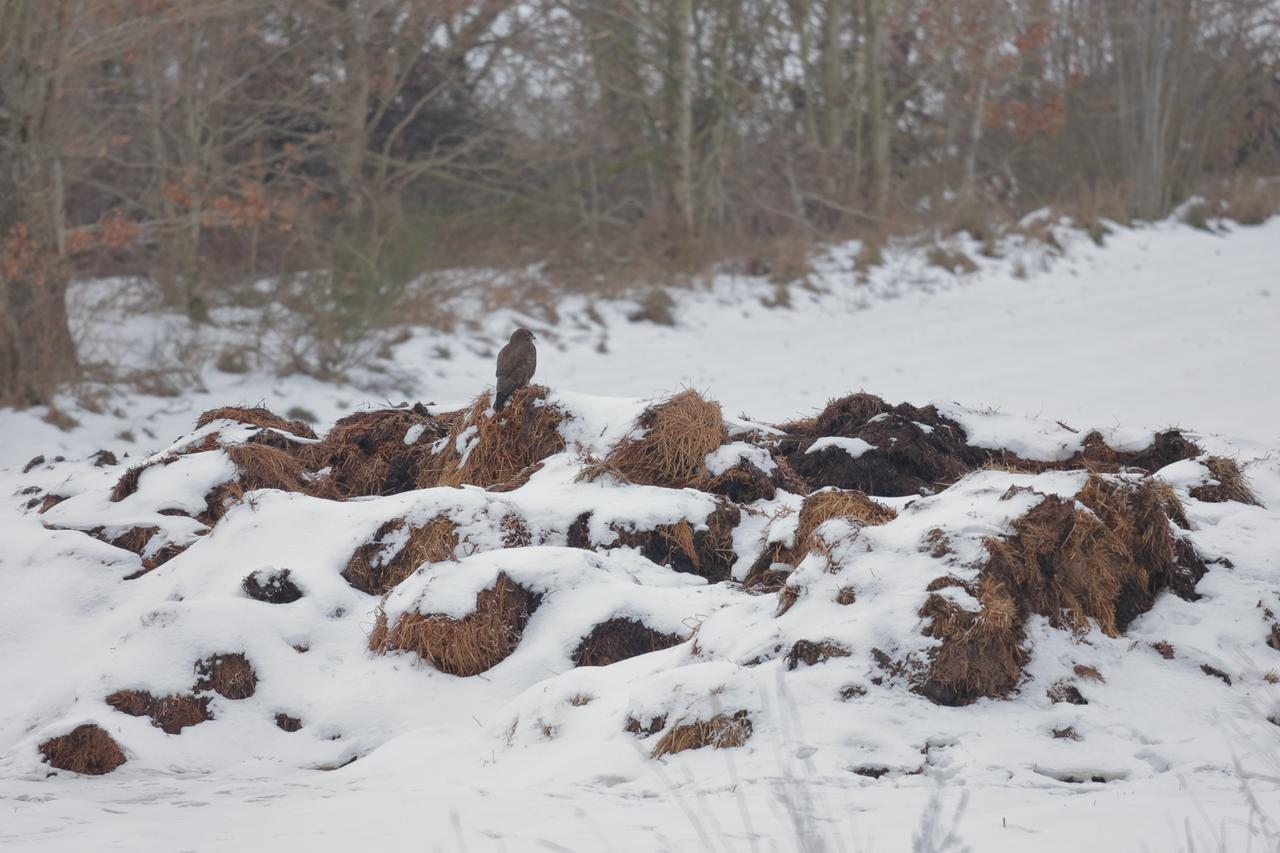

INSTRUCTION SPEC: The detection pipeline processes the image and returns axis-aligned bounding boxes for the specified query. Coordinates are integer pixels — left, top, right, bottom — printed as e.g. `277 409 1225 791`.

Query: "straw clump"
38 724 127 775
424 386 565 489
369 573 541 676
585 390 727 488
916 473 1205 705
782 393 985 496
106 689 211 734
651 710 753 757
1189 456 1262 506
343 515 460 594
194 653 258 699
194 406 318 439
746 488 896 591
572 618 686 667
309 405 451 497
570 503 740 582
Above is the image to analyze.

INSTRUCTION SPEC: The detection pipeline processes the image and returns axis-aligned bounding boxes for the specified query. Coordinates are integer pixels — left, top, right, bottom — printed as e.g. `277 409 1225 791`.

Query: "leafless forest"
1 0 1277 406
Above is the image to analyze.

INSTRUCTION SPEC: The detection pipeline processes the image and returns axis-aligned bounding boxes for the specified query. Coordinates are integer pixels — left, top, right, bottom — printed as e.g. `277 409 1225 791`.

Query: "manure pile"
12 386 1276 784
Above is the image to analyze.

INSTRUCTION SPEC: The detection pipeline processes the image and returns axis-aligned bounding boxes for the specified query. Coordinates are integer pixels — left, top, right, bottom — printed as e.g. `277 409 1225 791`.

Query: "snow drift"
5 383 1276 795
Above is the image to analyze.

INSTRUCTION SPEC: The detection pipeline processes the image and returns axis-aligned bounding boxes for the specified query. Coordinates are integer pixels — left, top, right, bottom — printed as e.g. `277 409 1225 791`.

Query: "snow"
805 436 877 459
1 216 1279 851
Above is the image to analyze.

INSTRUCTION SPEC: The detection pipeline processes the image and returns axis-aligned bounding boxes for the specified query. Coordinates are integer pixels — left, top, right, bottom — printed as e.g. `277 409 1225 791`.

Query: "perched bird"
494 328 537 412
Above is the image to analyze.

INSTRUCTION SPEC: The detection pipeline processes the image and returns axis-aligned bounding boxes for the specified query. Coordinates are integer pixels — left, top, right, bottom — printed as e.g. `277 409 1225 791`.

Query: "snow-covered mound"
2 386 1279 848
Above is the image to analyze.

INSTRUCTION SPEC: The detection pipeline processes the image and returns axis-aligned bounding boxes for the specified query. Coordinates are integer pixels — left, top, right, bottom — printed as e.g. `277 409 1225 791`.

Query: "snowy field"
1 216 1279 852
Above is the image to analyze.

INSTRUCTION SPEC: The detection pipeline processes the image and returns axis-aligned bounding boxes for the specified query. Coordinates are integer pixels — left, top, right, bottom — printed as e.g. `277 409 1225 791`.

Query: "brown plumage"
494 328 537 411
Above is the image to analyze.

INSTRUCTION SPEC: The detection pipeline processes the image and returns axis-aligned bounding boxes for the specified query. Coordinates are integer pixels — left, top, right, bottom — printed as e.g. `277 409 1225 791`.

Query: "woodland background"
2 0 1278 406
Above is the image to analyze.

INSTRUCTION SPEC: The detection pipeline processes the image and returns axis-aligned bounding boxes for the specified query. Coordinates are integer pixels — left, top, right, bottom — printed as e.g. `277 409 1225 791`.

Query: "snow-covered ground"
1 216 1279 852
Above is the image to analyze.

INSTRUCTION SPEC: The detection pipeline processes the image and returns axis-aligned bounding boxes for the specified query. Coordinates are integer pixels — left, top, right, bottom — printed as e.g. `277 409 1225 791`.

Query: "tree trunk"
0 0 78 407
667 0 695 252
864 0 890 214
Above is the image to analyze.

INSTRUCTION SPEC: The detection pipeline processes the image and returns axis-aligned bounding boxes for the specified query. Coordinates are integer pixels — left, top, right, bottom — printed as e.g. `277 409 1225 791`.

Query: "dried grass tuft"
106 689 211 734
917 474 1205 705
424 386 565 489
194 653 258 699
343 515 459 595
195 406 317 439
785 639 851 669
369 573 541 676
110 453 179 502
918 575 1028 705
572 618 685 667
500 513 533 548
39 724 127 775
309 406 451 497
201 443 330 522
745 488 895 590
783 393 983 496
651 711 753 757
1190 456 1262 506
584 390 726 488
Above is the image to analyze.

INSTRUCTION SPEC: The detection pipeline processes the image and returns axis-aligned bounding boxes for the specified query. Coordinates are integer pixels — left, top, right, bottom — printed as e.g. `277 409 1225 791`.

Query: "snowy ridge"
2 384 1279 850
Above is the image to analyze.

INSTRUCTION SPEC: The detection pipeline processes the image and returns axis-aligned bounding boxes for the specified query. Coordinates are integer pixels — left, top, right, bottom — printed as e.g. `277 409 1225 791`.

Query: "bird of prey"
494 328 537 412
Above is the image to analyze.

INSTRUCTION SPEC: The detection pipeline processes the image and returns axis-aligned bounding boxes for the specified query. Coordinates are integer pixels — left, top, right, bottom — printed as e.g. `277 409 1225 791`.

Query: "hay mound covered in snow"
582 389 797 502
343 515 459 594
651 711 753 757
746 487 896 591
38 724 126 775
917 473 1204 705
589 389 727 488
782 393 984 495
15 383 1280 788
781 392 1206 497
567 501 740 582
423 386 565 489
307 405 451 497
106 690 211 734
370 573 541 676
572 618 686 667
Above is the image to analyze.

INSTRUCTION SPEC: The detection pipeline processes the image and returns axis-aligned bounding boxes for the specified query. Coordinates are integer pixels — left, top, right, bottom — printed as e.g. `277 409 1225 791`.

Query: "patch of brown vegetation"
242 568 304 604
782 393 985 496
583 390 726 488
916 474 1202 705
202 443 331 522
1053 726 1082 741
38 494 66 513
624 715 668 736
1073 664 1105 682
746 488 895 590
500 513 533 548
1190 456 1262 506
1201 664 1232 685
38 724 126 775
785 639 851 670
1046 682 1088 705
110 453 180 502
918 575 1027 705
104 525 159 555
343 516 459 595
572 618 685 667
194 653 258 699
651 711 753 757
309 405 450 497
423 386 565 489
106 689 211 734
369 573 541 676
571 503 740 583
275 713 303 732
195 406 318 439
